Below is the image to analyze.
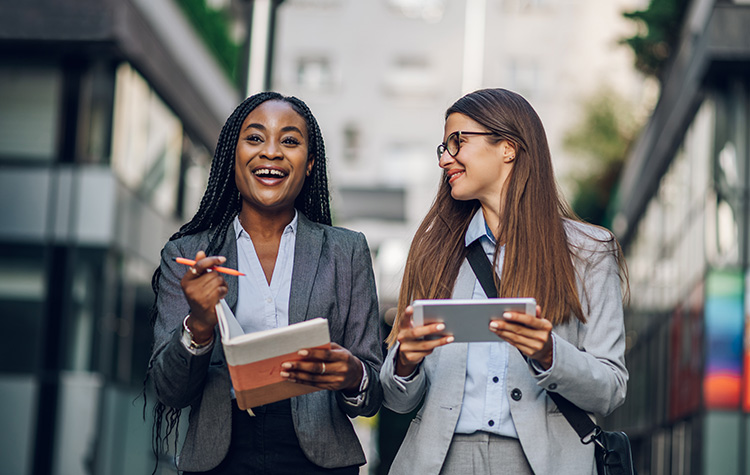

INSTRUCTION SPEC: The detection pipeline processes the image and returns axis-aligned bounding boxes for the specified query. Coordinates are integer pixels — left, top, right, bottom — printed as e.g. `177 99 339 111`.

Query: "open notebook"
215 299 331 410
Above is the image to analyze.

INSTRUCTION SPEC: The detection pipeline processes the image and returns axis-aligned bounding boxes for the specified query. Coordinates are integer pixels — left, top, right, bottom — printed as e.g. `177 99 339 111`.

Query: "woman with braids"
148 92 382 474
380 89 628 475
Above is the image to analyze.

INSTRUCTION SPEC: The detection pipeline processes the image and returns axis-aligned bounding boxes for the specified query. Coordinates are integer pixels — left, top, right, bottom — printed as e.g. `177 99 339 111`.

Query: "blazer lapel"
288 214 323 324
216 222 240 310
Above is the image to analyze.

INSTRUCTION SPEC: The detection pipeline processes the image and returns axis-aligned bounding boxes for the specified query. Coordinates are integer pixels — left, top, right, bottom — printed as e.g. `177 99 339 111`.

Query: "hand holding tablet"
411 298 537 342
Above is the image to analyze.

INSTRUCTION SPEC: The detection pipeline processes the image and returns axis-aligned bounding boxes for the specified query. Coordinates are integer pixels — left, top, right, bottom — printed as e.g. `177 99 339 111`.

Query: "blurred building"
272 0 647 314
0 0 241 473
607 0 750 473
271 0 647 473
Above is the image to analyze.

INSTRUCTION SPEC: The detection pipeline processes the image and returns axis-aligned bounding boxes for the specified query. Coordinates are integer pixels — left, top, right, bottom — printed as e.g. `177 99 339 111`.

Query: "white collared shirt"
454 209 519 437
233 213 297 333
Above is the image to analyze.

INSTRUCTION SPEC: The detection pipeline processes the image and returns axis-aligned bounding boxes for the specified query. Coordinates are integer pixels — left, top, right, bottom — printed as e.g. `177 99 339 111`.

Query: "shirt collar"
464 208 496 246
233 210 299 240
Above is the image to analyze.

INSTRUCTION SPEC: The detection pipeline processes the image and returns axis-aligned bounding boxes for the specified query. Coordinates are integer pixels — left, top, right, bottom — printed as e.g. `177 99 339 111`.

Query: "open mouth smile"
446 169 465 184
252 166 288 184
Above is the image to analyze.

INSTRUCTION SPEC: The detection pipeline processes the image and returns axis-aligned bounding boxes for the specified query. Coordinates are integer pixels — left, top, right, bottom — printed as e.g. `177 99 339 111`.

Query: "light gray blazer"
148 213 383 472
381 221 628 475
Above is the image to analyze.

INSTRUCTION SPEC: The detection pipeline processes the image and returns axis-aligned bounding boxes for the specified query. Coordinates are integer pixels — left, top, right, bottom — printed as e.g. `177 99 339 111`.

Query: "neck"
238 206 295 240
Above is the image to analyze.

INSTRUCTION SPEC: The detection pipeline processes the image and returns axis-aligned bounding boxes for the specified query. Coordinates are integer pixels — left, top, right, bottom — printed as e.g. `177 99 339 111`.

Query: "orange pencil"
173 257 246 276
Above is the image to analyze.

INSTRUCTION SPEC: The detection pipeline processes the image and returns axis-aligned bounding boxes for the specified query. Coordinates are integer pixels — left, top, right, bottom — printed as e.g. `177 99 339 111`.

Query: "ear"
306 156 315 177
502 141 517 163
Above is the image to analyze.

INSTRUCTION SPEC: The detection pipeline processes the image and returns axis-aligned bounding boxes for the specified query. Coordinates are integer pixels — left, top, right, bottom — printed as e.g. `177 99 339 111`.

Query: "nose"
438 149 454 169
261 139 283 160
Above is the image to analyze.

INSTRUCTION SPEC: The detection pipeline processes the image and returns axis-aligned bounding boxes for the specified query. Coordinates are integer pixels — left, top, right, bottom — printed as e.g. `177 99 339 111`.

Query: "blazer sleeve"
334 231 384 418
380 341 428 414
148 239 214 409
531 238 628 416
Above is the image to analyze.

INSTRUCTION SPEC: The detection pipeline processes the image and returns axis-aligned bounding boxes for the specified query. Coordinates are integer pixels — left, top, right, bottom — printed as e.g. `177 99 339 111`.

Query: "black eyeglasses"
436 131 495 160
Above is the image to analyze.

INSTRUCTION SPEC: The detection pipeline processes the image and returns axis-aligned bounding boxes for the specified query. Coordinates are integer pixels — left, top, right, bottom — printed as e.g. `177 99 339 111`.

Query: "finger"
297 347 337 362
185 273 228 298
492 327 548 354
501 311 551 330
281 371 338 389
401 322 447 341
192 253 228 274
282 360 333 375
399 334 453 352
397 306 415 330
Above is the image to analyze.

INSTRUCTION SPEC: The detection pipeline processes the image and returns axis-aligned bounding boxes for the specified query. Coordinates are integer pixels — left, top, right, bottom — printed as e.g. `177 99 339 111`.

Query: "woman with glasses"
148 92 382 474
380 88 628 475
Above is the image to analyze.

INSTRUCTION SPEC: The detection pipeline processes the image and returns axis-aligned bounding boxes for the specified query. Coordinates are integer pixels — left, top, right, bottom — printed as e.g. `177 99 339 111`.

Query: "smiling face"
234 100 313 217
439 113 516 217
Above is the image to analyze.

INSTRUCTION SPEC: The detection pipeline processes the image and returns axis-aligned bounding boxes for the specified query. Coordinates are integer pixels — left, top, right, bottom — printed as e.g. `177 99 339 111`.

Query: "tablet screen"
412 298 536 342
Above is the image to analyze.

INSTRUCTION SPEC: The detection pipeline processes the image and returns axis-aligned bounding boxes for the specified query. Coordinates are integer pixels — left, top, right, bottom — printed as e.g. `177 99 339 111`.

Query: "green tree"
176 0 241 84
622 0 690 80
564 89 639 228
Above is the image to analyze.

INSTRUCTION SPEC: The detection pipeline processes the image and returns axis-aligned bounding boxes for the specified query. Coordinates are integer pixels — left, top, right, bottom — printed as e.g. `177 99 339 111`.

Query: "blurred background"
1 0 749 473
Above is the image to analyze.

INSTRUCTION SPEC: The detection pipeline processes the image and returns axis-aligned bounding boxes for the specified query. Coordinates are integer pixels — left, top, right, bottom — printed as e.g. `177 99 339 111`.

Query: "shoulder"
299 214 367 248
562 218 618 260
161 227 221 257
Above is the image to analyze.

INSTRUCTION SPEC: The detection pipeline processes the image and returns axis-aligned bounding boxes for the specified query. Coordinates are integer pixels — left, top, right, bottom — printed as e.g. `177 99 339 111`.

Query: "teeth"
253 168 286 177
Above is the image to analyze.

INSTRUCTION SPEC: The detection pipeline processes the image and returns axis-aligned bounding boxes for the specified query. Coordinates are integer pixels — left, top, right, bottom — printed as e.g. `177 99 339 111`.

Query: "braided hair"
147 92 331 470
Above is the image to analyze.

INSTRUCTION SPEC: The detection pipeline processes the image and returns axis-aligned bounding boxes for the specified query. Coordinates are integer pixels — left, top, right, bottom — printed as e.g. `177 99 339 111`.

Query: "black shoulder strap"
466 240 498 298
464 240 600 442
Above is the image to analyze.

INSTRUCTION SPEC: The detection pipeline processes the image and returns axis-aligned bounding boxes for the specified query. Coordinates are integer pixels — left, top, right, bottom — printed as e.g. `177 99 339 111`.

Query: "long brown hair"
387 88 624 346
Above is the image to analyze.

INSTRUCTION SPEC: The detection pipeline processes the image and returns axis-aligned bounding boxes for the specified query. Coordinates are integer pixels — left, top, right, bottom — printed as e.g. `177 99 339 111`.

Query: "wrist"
395 353 418 377
183 315 214 346
343 357 365 395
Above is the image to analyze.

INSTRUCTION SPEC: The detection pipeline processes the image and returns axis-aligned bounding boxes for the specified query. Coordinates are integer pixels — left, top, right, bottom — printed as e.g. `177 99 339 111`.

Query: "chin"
450 188 472 202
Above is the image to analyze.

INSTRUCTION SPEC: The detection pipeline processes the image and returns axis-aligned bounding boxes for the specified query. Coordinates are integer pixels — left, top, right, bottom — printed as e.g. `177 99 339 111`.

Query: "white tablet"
411 298 537 342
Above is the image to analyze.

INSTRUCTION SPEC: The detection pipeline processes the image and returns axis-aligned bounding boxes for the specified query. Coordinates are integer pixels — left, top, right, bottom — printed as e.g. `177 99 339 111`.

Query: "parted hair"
387 88 625 346
147 92 331 468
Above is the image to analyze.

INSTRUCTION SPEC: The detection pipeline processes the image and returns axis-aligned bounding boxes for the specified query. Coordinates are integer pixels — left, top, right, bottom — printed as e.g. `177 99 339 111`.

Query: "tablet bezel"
411 298 537 342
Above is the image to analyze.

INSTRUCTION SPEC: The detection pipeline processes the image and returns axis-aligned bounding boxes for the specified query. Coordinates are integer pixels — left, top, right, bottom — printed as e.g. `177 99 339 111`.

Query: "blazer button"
511 388 522 401
548 383 557 391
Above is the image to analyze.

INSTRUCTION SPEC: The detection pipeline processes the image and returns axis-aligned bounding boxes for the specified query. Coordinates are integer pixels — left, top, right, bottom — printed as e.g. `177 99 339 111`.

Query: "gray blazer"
149 213 383 472
381 221 628 475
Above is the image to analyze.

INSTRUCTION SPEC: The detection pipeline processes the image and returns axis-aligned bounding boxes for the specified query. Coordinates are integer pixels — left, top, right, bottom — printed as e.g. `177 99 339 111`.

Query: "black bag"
465 240 636 475
593 429 635 475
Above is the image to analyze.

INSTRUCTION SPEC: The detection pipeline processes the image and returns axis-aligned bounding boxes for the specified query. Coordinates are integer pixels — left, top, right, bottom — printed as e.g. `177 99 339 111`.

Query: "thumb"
398 306 414 330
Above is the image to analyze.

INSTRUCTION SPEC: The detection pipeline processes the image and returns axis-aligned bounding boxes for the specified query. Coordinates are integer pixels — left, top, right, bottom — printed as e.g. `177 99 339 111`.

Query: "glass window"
337 187 406 222
297 57 334 91
0 64 62 161
385 0 446 22
0 245 47 373
110 63 183 217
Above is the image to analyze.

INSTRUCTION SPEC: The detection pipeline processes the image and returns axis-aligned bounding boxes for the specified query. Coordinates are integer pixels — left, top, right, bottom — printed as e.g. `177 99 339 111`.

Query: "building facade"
272 0 647 310
0 1 240 473
607 0 750 473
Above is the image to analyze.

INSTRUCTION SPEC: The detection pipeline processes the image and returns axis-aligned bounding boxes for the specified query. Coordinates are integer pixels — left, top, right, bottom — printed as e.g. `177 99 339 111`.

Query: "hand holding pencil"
179 251 231 342
173 257 245 276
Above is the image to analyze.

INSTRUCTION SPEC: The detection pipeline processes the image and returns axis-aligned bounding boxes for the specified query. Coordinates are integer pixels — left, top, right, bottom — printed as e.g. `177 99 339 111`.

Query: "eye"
244 134 263 143
281 136 301 146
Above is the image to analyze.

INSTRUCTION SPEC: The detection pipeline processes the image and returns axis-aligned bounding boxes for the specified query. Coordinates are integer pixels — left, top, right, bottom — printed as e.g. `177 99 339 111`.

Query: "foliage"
176 0 241 84
564 89 639 228
621 0 690 80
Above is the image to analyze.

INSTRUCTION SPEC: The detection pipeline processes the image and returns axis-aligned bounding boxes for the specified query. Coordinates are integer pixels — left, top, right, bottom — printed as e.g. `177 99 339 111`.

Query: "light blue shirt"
233 213 297 333
232 212 368 405
454 209 519 437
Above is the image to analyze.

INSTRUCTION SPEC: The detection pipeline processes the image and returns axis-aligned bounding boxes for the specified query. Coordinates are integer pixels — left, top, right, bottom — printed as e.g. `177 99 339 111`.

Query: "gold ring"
321 363 326 375
190 267 198 275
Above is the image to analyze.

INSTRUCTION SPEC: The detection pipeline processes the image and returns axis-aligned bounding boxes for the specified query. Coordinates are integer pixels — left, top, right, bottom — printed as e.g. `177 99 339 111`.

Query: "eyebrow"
242 123 305 135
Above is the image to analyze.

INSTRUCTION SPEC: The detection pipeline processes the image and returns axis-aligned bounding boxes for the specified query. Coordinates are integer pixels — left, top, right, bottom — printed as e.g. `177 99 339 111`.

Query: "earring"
510 155 515 160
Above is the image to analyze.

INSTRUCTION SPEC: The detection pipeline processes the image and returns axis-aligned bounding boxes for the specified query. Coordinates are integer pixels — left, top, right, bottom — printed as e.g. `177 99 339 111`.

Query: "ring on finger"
321 363 326 375
190 267 198 275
